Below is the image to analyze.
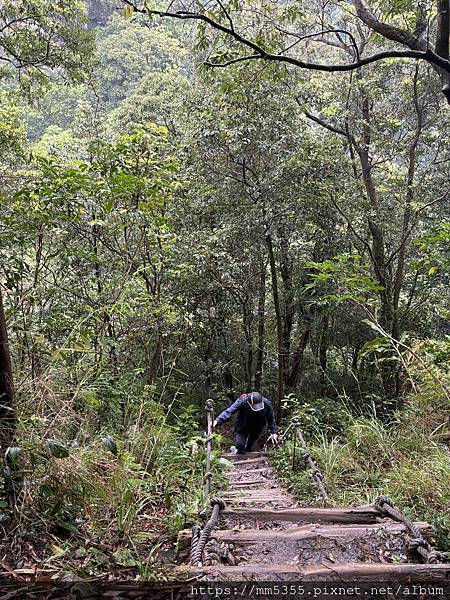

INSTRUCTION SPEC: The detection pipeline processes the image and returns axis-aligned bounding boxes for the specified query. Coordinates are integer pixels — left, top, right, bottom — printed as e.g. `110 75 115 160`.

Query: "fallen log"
178 521 431 548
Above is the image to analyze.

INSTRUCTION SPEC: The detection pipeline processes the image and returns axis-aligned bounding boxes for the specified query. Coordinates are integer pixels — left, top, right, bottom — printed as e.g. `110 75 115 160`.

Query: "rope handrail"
374 496 443 564
190 407 443 568
204 398 214 499
278 425 442 564
279 416 328 500
274 423 442 564
190 498 225 565
189 398 225 566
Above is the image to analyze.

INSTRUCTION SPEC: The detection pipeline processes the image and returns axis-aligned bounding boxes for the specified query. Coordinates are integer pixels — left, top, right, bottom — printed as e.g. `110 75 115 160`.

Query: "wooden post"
292 417 328 500
204 398 214 499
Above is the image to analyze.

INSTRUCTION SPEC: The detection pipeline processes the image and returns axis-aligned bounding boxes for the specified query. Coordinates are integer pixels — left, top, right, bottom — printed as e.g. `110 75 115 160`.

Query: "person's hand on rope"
267 433 278 445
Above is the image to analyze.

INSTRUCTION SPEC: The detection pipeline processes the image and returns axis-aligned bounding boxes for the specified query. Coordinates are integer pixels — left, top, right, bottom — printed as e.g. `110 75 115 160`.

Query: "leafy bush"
273 366 450 552
1 382 220 576
281 396 352 437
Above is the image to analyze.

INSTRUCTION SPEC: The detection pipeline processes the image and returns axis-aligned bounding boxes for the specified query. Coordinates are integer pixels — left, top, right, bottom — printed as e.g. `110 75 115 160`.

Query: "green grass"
272 384 450 553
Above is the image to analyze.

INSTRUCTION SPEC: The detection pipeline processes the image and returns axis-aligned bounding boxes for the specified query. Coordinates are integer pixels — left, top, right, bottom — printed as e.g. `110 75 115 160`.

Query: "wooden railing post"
204 398 214 499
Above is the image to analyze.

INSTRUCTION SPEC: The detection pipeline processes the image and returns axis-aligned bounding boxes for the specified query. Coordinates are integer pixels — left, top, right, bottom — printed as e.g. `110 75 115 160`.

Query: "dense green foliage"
273 352 450 553
0 0 448 577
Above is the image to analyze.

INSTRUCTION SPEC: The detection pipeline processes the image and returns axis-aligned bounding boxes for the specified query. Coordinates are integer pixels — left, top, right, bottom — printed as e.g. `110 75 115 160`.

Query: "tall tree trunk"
287 328 310 388
30 232 43 383
93 220 103 369
265 232 284 423
436 0 450 98
223 366 233 396
242 295 254 390
254 258 266 390
318 315 329 394
354 88 397 404
392 70 423 340
279 230 295 381
0 288 16 453
145 335 163 385
92 218 118 372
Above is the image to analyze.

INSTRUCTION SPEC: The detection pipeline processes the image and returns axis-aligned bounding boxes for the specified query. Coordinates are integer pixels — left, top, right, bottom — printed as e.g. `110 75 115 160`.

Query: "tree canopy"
123 0 450 102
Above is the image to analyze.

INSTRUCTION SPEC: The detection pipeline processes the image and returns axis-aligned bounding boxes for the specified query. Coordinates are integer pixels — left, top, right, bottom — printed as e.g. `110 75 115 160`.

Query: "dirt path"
178 451 449 583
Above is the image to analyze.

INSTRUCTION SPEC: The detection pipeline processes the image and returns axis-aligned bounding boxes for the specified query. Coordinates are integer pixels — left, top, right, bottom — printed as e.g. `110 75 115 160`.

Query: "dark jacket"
215 393 276 434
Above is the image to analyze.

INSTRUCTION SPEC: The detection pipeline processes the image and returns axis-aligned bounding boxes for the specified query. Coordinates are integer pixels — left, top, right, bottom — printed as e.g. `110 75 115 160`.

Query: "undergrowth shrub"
273 348 450 553
2 379 225 575
281 395 352 437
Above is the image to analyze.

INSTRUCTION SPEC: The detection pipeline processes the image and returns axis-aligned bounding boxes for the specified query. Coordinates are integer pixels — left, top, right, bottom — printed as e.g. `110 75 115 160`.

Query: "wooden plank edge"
177 521 432 546
176 562 450 581
220 506 381 523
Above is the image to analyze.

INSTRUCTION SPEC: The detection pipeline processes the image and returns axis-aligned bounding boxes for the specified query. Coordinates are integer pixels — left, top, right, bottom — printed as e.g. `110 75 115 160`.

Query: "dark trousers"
235 430 261 454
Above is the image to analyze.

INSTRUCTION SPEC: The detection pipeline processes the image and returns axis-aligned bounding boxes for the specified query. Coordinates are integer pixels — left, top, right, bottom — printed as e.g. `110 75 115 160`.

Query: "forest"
0 0 449 588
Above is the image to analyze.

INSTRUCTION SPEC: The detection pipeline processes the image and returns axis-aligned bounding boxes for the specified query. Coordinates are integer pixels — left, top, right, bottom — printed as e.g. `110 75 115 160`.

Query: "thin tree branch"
328 193 377 264
204 54 261 67
122 1 450 75
303 109 348 138
416 188 450 213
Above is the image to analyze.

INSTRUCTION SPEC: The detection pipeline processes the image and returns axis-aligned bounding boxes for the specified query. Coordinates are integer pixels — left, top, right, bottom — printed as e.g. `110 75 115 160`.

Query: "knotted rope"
290 416 328 500
189 498 226 566
189 524 201 564
189 399 226 566
374 496 442 564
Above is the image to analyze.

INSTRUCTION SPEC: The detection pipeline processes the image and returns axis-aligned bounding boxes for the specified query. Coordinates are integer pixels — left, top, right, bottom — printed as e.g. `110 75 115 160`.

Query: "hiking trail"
176 410 449 584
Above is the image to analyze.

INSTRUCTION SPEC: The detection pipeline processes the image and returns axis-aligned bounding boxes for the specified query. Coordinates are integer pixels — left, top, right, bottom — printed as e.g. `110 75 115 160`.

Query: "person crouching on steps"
213 391 277 454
